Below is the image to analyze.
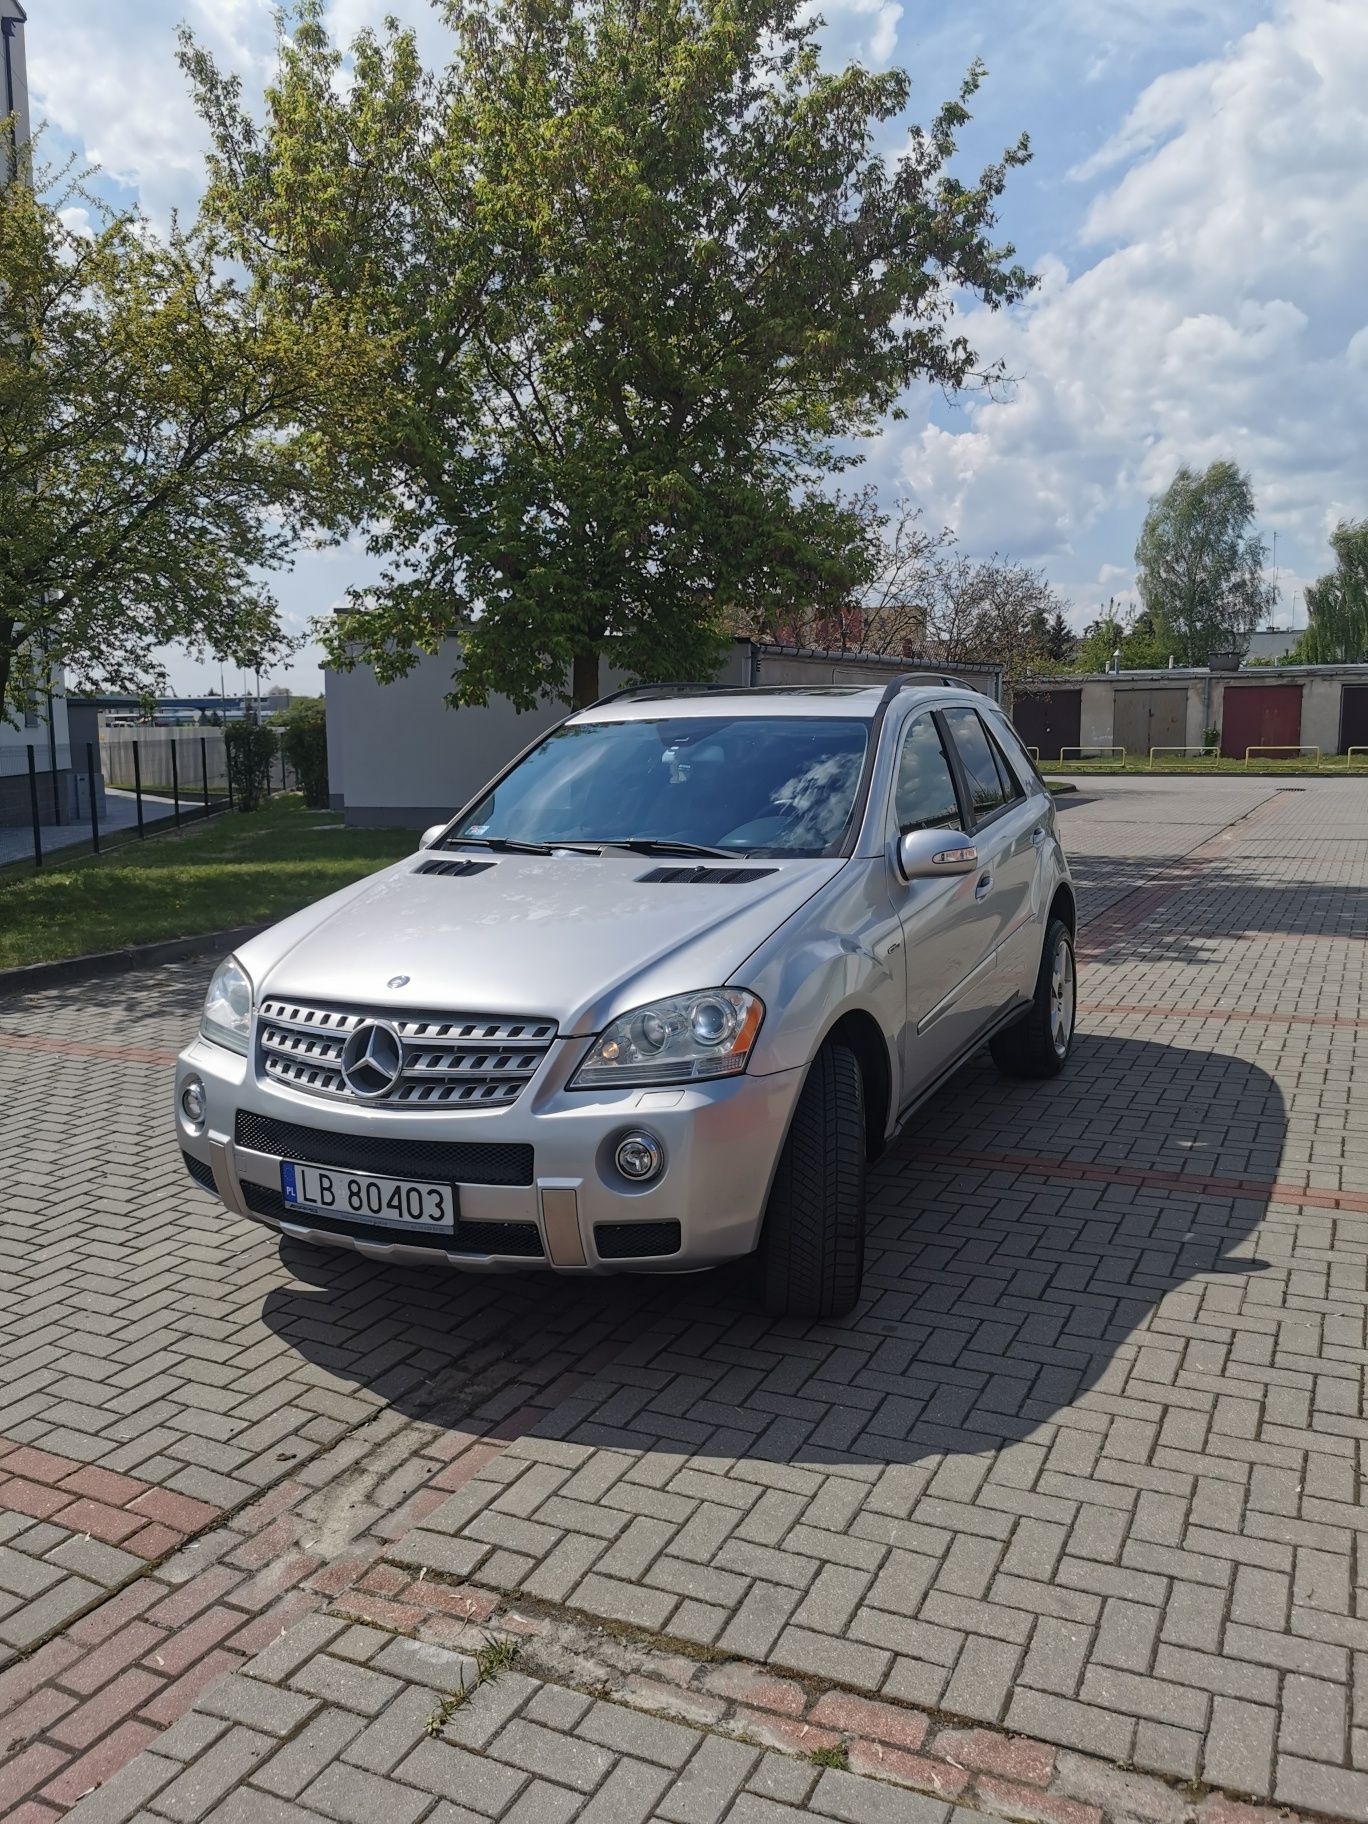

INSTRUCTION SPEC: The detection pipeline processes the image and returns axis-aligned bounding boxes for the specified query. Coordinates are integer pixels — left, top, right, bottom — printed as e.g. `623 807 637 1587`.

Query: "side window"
985 712 1043 792
942 707 1024 823
894 714 963 834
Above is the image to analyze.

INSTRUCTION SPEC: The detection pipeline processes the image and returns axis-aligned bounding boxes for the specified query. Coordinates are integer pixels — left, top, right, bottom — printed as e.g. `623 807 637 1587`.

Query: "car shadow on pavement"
257 1029 1283 1474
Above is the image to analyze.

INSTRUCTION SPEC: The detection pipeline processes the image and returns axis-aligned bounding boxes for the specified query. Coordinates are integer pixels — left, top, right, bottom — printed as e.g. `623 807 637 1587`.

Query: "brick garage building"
1012 663 1368 761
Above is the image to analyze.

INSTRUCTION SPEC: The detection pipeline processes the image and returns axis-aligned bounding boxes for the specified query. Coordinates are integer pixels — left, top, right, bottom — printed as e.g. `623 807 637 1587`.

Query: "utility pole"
1270 530 1279 628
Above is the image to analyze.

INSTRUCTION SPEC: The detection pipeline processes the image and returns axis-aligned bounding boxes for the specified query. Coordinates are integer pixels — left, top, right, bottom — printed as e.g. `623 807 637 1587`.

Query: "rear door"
939 705 1044 1015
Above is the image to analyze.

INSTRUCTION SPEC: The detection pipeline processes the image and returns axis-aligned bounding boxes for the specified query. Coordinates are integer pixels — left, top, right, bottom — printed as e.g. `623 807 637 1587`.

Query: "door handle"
975 871 993 900
1031 825 1047 846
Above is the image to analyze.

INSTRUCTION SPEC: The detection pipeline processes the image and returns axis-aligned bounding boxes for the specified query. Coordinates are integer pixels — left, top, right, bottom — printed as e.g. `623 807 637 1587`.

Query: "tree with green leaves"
1290 521 1368 664
1044 609 1075 665
1134 462 1275 666
183 0 1035 709
273 695 329 808
1074 599 1170 673
0 166 361 721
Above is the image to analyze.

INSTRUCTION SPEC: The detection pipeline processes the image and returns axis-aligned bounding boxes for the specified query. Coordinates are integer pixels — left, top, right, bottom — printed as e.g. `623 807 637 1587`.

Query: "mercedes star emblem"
340 1019 405 1099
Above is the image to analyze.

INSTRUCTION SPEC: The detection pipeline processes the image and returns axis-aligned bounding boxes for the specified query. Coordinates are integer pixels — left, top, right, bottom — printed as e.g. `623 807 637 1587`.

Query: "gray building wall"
324 645 629 828
1246 629 1302 662
749 646 1002 700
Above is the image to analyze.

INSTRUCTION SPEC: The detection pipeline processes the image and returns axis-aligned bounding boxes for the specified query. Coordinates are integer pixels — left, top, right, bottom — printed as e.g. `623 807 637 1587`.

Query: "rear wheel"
990 916 1076 1079
759 1043 866 1319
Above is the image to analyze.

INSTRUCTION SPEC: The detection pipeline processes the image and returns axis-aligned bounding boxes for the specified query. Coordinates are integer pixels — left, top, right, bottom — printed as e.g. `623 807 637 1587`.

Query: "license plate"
279 1161 456 1232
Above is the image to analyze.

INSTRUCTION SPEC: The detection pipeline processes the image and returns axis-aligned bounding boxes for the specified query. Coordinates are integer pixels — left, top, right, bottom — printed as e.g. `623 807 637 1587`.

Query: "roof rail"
587 671 973 712
585 680 733 709
875 671 971 703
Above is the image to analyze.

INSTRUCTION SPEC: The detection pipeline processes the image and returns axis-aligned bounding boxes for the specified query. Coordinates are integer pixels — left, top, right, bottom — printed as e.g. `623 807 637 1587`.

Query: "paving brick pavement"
2 777 1367 1822
33 1599 1322 1824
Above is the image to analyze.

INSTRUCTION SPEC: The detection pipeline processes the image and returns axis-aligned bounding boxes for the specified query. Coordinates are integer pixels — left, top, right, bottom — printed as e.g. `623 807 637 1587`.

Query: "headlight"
571 989 764 1089
201 955 254 1054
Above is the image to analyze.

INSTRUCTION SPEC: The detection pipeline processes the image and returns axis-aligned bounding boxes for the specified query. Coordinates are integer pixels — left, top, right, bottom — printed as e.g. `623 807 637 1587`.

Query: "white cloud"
27 1 278 222
26 0 445 225
894 0 1368 594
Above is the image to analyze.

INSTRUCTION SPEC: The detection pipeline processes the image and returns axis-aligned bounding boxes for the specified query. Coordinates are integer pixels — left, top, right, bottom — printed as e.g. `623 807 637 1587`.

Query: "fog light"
181 1077 206 1124
615 1131 663 1182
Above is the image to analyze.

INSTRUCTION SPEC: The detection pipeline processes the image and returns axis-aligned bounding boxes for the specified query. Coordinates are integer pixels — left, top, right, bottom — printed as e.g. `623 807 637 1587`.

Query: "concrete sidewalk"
0 790 182 867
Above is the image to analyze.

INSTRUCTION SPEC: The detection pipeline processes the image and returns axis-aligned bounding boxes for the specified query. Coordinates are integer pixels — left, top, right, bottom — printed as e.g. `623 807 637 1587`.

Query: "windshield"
450 715 870 858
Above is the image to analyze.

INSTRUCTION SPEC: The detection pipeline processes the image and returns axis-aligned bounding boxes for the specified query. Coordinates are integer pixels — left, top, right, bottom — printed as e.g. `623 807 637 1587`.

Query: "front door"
888 710 988 1101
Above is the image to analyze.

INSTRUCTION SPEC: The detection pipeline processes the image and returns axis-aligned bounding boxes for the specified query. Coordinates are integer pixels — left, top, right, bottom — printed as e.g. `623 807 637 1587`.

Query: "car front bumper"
174 1034 806 1273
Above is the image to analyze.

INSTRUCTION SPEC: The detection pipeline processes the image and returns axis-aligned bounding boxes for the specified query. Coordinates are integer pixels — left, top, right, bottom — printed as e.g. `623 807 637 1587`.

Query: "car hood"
241 851 844 1033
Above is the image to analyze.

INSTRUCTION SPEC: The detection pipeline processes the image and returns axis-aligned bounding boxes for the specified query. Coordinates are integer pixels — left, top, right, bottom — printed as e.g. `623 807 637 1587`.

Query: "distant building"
2 0 29 184
0 684 77 829
1245 628 1302 663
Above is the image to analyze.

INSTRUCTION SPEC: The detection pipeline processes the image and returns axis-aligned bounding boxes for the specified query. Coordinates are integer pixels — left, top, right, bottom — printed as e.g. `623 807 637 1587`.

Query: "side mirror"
897 828 978 882
419 823 448 850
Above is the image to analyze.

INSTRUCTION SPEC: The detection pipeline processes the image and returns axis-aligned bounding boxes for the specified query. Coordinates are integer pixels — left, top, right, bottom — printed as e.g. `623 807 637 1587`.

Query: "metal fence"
0 731 297 873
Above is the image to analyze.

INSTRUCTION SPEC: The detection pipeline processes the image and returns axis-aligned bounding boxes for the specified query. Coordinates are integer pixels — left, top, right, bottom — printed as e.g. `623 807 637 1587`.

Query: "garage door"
1012 689 1082 762
1220 685 1303 760
1340 685 1368 754
1113 688 1188 760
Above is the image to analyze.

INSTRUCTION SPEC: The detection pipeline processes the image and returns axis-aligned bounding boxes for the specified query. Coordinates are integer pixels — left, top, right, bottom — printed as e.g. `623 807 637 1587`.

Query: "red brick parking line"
1079 1001 1368 1028
333 1564 1309 1824
0 1443 221 1560
926 1147 1368 1215
0 1032 180 1067
1103 929 1367 945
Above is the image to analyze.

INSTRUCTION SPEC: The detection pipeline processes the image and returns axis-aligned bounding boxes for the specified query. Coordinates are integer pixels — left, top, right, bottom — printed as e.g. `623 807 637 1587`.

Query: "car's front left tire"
758 1042 866 1319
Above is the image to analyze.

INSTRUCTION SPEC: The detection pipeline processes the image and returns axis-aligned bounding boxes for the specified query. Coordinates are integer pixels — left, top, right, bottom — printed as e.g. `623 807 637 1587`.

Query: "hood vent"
415 857 497 878
638 865 778 885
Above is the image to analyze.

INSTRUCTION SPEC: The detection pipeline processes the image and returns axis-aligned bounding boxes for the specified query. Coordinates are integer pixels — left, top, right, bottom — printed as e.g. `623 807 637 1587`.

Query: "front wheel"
990 916 1076 1079
759 1043 866 1319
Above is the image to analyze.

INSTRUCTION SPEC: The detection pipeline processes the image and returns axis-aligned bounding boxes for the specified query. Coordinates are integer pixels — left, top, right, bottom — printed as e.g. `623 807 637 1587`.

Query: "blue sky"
24 0 1368 693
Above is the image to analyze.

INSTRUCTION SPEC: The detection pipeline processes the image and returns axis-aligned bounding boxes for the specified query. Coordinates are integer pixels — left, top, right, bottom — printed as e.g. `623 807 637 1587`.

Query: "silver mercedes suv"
175 678 1076 1317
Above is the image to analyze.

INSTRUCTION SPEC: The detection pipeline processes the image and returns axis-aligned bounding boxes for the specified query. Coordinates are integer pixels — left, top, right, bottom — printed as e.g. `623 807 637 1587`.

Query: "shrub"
225 721 279 812
274 698 329 809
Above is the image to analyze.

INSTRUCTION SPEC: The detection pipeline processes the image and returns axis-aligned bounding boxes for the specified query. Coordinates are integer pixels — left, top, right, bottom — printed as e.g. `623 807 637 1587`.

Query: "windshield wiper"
442 835 554 855
595 837 741 860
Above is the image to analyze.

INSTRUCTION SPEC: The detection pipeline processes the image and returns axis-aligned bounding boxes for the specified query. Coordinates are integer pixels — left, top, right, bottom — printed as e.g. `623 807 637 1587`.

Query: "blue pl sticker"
281 1163 298 1205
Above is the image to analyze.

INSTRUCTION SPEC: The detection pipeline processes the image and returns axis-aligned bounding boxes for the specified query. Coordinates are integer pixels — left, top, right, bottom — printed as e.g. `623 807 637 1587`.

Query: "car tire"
990 915 1076 1079
759 1042 866 1319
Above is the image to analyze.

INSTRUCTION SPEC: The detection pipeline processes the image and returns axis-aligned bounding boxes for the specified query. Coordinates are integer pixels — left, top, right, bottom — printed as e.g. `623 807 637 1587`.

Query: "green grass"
0 796 415 970
1039 756 1368 778
806 1745 850 1771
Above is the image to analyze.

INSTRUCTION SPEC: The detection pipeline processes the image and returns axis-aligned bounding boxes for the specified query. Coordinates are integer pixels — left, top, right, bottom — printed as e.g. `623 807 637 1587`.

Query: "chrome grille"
257 998 557 1108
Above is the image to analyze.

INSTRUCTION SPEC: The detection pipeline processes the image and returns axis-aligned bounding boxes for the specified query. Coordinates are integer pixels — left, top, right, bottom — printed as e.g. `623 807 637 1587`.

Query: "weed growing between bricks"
423 1631 521 1735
